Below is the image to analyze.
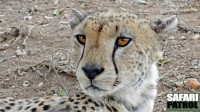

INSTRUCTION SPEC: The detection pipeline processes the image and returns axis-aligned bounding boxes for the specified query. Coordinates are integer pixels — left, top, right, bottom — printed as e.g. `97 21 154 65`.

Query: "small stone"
135 0 148 4
186 48 190 52
191 34 200 40
24 16 32 20
169 36 175 39
174 82 183 87
36 20 48 25
185 78 200 90
172 87 177 91
180 36 186 40
5 78 10 81
23 81 31 87
54 0 59 4
16 48 27 56
37 82 43 87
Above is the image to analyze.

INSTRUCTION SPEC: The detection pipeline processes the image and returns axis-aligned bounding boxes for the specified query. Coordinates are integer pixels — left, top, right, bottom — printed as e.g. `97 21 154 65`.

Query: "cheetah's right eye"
75 35 86 45
116 36 132 47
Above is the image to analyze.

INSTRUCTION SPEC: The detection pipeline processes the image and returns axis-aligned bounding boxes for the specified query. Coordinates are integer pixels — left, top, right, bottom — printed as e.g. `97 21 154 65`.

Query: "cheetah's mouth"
85 85 107 91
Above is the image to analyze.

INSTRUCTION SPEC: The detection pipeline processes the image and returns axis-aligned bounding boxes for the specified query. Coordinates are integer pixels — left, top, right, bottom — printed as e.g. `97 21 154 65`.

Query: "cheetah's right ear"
69 9 86 29
151 15 178 33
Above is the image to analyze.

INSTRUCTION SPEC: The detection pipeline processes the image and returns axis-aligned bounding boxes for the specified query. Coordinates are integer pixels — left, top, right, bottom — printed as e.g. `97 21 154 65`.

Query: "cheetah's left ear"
151 15 178 33
69 9 96 29
69 9 86 29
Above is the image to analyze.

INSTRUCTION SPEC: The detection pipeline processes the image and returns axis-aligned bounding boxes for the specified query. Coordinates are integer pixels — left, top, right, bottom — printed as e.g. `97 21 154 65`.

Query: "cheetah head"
69 9 178 98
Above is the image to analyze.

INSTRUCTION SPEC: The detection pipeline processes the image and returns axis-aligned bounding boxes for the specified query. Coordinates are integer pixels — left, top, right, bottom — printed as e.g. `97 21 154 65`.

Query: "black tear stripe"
76 45 85 69
112 45 119 74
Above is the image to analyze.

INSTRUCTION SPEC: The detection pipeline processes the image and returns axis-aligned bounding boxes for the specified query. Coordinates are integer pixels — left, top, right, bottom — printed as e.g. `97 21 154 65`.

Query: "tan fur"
0 10 177 112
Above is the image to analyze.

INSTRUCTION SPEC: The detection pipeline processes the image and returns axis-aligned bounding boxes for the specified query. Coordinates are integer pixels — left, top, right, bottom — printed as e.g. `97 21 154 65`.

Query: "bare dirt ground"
0 0 200 111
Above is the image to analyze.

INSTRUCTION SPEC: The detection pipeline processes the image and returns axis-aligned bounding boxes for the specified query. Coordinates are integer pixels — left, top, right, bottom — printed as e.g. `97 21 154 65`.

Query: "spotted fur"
0 10 178 112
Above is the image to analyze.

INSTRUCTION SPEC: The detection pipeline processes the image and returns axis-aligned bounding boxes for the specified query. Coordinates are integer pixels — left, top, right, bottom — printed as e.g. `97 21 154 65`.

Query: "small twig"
32 67 44 77
178 24 200 34
11 35 22 45
159 65 180 81
0 55 17 63
7 67 18 80
52 63 68 96
157 90 171 97
22 35 29 48
162 83 172 88
51 49 71 96
0 76 4 84
44 64 52 81
10 72 18 80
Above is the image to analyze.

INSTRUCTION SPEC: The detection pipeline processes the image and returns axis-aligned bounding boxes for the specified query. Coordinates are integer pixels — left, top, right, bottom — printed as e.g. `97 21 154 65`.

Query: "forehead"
87 11 138 22
79 11 138 39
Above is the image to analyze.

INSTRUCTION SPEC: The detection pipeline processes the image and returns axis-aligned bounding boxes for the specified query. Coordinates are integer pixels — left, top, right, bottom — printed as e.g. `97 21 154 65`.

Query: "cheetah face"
69 10 178 97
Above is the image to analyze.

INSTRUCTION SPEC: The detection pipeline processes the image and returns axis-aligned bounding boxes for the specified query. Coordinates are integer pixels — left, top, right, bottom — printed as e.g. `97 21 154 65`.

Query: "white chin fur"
111 63 159 107
84 89 108 98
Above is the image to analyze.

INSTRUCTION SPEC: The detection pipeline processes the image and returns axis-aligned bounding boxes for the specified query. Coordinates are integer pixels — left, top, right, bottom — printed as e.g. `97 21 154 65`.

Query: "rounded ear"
69 9 97 29
151 15 178 33
69 9 85 29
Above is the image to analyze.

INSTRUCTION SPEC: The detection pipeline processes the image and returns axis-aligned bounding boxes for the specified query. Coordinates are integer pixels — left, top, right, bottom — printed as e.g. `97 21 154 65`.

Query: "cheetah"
0 9 178 112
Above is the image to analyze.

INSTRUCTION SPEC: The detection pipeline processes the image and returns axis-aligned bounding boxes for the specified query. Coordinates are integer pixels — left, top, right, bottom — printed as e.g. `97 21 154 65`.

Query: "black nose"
82 64 104 80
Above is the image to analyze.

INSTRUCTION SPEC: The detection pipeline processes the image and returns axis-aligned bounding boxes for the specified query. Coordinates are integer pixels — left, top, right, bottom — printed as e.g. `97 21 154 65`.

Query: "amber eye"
116 36 132 47
75 35 86 45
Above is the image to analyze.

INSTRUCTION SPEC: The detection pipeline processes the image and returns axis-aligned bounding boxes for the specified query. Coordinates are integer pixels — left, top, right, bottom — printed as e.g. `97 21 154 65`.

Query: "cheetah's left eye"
75 34 86 45
116 36 132 47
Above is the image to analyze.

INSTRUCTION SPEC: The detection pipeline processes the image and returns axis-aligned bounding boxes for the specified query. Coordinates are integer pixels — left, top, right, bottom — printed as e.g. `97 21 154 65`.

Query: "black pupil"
76 35 86 44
